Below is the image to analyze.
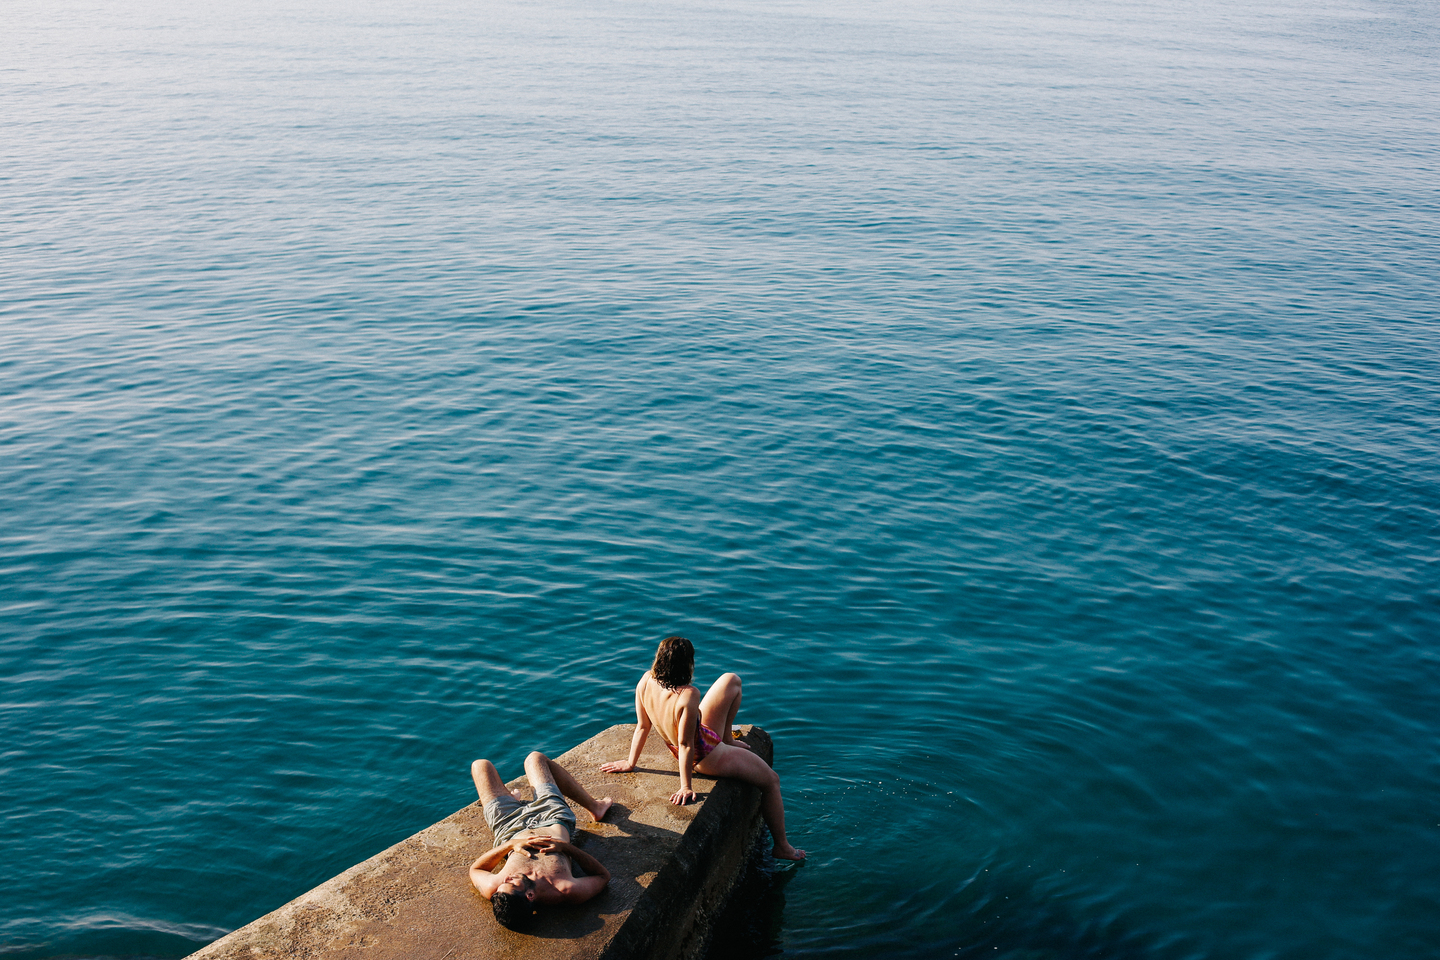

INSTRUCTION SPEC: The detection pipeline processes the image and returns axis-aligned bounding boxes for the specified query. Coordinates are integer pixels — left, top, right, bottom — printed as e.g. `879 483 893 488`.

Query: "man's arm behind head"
548 838 610 904
470 860 506 899
555 873 609 904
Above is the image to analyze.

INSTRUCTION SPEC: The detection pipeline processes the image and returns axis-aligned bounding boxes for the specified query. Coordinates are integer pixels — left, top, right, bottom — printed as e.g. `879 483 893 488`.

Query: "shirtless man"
601 635 806 861
468 751 613 931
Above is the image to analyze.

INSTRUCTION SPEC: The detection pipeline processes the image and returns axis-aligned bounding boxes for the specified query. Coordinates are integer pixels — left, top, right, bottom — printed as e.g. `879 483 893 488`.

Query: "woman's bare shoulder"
636 672 666 704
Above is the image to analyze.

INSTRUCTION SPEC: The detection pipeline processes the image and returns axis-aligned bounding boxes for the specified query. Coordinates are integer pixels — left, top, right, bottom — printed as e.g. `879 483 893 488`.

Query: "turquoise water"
3 0 1438 957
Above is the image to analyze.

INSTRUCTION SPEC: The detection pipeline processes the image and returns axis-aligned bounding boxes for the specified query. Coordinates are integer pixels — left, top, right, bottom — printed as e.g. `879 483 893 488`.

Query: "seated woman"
600 635 806 861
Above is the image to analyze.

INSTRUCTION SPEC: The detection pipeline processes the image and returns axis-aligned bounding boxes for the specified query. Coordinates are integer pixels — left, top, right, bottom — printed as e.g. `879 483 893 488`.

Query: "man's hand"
520 836 569 856
669 787 697 805
600 760 635 773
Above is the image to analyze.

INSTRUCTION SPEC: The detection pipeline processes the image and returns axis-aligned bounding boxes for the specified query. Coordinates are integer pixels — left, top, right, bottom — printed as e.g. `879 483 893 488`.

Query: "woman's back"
635 671 699 747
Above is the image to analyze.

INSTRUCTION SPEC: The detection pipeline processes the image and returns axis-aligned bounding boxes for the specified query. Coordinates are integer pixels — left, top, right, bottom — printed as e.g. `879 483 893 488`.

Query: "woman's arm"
601 676 652 773
671 699 698 805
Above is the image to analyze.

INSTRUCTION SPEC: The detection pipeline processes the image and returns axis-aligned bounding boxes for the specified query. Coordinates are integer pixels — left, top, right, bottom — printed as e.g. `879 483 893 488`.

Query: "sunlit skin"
468 752 613 905
601 668 806 861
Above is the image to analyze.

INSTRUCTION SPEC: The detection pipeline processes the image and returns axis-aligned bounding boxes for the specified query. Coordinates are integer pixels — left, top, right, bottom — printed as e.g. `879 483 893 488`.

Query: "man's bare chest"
506 844 573 881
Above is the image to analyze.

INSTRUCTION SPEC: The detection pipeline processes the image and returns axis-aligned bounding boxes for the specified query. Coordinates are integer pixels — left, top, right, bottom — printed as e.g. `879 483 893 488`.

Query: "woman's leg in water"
696 742 806 860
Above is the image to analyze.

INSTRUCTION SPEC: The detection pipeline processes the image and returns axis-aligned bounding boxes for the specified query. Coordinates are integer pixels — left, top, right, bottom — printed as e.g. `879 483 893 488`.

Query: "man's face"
497 874 537 902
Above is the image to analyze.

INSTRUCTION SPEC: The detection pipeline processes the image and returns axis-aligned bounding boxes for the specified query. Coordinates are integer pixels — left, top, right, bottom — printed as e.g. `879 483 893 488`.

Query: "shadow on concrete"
616 764 702 780
518 802 686 941
517 901 607 941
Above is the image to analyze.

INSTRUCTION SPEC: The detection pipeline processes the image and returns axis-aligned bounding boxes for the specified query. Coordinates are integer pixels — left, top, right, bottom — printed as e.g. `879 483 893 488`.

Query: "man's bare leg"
524 751 612 822
471 758 516 806
696 744 805 860
700 672 747 746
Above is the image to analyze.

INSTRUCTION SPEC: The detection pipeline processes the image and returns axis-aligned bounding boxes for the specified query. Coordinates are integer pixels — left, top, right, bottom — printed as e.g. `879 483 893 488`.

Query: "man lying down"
468 750 613 931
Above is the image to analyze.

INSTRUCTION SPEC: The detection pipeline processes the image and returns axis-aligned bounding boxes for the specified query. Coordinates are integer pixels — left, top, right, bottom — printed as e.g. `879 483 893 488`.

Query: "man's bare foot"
510 789 525 800
589 798 613 821
773 843 806 861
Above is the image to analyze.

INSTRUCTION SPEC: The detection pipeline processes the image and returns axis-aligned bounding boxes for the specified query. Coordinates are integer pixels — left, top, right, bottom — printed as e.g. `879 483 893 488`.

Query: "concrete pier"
186 724 772 960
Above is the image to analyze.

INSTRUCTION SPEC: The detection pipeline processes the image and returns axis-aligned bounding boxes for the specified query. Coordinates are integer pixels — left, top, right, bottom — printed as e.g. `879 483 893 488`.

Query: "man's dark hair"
651 635 695 690
492 892 537 931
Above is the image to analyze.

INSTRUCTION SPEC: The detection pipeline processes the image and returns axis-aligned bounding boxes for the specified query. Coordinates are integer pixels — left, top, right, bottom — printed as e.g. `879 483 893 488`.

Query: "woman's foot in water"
773 841 807 861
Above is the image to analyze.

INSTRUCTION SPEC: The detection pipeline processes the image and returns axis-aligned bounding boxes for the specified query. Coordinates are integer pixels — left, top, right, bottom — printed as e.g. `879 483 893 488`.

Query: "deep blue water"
3 0 1439 958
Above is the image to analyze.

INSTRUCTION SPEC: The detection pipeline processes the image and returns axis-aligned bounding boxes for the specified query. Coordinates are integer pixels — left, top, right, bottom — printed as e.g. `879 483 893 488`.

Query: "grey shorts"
483 783 577 847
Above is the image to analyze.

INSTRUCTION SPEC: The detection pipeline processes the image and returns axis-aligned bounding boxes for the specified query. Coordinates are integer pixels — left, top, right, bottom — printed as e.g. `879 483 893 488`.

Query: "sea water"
2 0 1438 957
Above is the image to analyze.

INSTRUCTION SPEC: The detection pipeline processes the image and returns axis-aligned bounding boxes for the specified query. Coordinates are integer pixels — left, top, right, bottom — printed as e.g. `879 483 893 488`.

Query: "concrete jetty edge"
186 723 772 960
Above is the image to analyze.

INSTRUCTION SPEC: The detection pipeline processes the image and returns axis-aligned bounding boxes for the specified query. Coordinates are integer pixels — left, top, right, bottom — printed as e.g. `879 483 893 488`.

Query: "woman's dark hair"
492 891 537 931
651 635 695 690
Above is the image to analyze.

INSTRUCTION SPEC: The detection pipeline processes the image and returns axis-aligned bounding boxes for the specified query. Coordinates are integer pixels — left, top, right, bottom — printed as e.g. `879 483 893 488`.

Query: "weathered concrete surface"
186 724 771 960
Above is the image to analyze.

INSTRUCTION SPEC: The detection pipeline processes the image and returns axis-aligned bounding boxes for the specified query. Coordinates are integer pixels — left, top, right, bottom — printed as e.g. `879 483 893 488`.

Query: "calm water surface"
3 1 1438 958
